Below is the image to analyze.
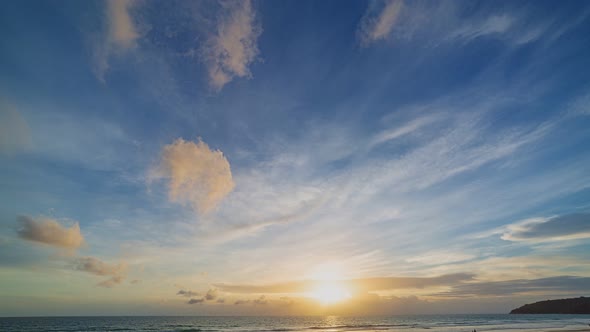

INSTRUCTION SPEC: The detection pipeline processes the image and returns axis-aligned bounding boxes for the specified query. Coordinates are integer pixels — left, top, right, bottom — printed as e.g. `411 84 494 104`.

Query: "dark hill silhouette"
510 297 590 314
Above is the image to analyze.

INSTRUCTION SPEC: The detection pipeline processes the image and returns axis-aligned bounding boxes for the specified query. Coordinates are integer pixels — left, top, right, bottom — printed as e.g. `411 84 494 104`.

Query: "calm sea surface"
1 315 589 332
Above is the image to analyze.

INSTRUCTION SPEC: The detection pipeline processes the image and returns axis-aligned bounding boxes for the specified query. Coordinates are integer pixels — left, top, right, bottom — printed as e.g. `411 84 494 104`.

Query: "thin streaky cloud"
358 0 403 45
215 273 475 294
93 0 141 81
502 213 590 242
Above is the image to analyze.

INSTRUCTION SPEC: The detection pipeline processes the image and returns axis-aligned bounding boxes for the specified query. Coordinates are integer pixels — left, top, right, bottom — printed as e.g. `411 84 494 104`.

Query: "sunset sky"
1 0 590 316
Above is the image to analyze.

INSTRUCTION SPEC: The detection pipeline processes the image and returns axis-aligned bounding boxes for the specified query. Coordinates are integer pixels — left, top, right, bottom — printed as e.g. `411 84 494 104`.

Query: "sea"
1 315 589 332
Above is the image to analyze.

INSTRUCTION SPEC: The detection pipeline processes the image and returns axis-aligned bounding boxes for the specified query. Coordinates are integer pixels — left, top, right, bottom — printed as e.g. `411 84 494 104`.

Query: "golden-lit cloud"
93 0 140 81
188 298 205 304
106 0 139 48
215 273 475 294
434 276 590 297
98 275 124 288
502 213 590 242
73 256 127 288
178 288 219 305
151 138 235 214
203 0 261 91
205 288 219 300
177 289 200 298
358 0 403 45
16 215 84 250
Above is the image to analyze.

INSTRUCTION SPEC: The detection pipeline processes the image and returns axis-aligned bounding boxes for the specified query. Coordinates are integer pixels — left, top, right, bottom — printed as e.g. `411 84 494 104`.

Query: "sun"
309 282 351 305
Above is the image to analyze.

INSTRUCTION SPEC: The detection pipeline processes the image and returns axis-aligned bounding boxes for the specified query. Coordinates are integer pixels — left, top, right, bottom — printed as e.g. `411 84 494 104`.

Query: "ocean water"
1 315 589 332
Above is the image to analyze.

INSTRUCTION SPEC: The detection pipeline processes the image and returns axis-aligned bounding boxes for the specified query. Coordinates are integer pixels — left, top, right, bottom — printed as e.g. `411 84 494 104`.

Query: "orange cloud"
215 273 475 294
73 256 127 288
151 138 235 214
16 215 84 250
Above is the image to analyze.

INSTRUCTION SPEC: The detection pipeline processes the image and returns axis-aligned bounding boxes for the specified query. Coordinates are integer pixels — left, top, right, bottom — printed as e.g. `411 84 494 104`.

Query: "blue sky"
1 0 590 316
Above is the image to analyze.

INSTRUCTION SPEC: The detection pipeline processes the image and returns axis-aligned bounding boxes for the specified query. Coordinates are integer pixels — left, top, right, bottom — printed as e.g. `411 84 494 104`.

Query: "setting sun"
309 282 351 305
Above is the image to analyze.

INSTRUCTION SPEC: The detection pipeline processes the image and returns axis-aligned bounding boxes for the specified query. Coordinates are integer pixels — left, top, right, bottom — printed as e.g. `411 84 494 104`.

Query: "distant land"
510 297 590 314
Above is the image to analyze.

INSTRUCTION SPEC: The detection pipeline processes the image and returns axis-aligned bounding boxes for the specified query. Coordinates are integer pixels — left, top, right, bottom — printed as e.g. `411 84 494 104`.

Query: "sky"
1 0 590 316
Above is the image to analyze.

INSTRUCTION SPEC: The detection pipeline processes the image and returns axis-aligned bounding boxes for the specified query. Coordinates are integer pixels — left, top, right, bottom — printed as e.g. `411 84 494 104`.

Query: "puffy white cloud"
203 0 261 91
151 138 235 214
17 216 84 250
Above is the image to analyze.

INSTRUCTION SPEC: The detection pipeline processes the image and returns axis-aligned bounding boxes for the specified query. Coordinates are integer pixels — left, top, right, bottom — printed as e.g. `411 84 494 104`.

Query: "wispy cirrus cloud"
358 1 589 47
358 0 403 45
200 89 565 246
502 213 590 242
150 138 235 215
93 0 141 81
203 0 261 91
16 216 84 250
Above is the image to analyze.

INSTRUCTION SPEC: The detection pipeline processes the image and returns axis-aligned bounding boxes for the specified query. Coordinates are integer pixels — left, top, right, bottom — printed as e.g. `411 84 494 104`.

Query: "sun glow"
309 282 351 305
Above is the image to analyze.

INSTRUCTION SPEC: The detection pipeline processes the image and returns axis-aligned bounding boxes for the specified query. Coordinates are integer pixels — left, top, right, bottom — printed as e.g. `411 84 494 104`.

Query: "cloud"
205 288 219 301
97 275 124 288
448 14 513 42
93 0 140 81
253 295 267 305
0 101 31 154
188 298 205 304
234 299 250 305
203 0 261 91
215 273 474 294
437 276 590 297
406 251 475 266
151 138 235 214
358 0 403 45
73 256 127 287
177 289 201 297
370 115 440 147
216 298 226 303
106 0 140 48
356 1 588 49
568 92 590 116
502 213 590 242
16 216 84 250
